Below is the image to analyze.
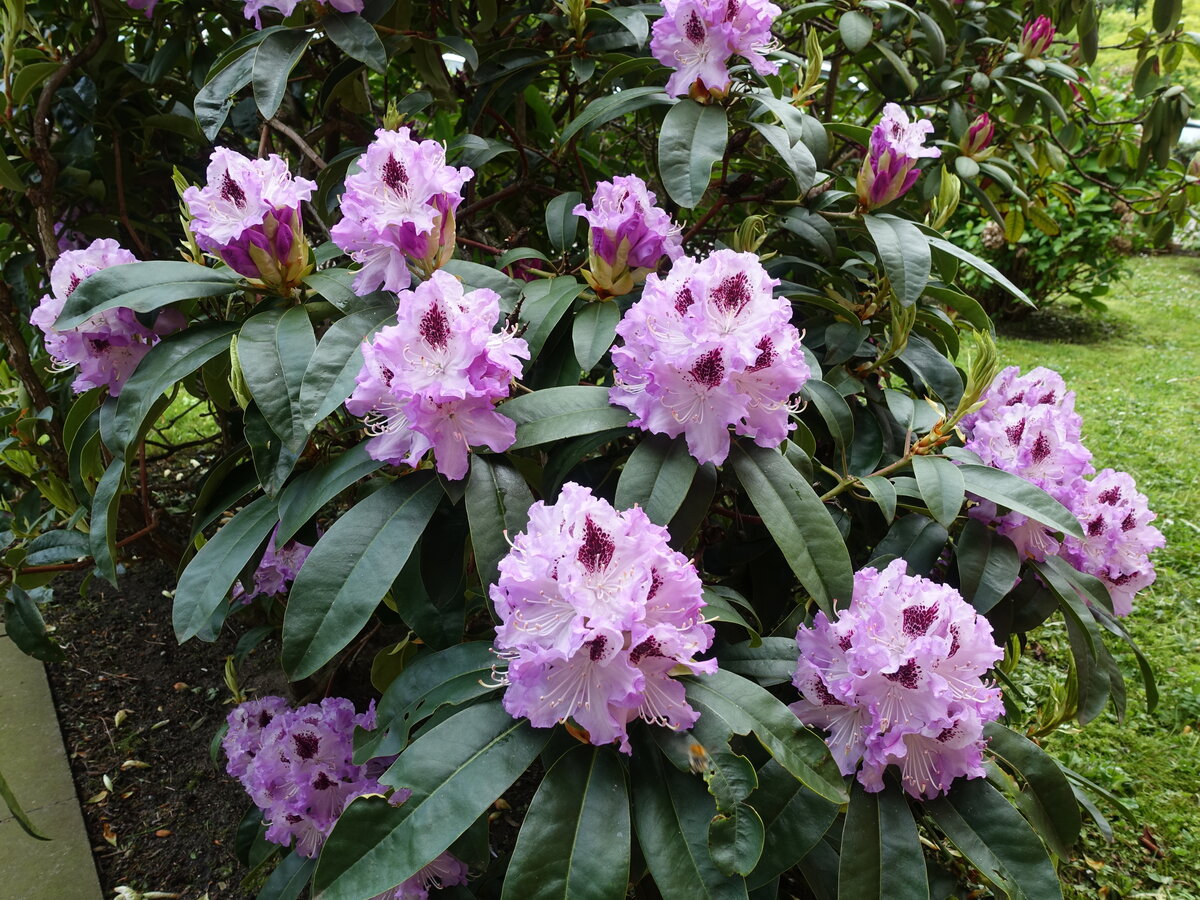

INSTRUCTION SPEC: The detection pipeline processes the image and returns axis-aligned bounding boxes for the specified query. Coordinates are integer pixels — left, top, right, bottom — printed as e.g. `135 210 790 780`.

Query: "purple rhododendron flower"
222 696 469 897
30 239 184 397
1063 469 1165 617
331 127 473 295
1018 16 1055 59
125 0 157 17
232 525 316 604
327 0 366 11
856 103 941 210
183 148 316 289
572 174 683 299
491 483 716 753
241 0 301 28
651 0 781 99
610 249 810 465
791 559 1004 800
344 270 528 480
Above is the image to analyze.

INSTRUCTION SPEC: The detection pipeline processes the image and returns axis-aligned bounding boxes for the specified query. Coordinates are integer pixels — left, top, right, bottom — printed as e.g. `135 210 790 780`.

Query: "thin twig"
268 118 328 170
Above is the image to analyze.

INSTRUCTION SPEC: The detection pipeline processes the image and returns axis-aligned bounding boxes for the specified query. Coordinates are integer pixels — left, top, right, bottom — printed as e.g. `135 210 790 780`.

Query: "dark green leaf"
275 443 386 543
927 237 1034 307
5 584 65 662
984 723 1081 859
561 86 672 144
25 530 90 567
702 586 762 645
860 475 897 523
323 11 387 72
501 386 632 450
240 307 317 455
959 465 1083 538
89 458 126 585
282 474 441 679
750 122 816 193
253 30 312 119
709 803 765 878
519 277 586 361
245 403 300 498
898 335 963 409
746 760 839 890
1152 0 1182 33
731 442 853 614
502 747 631 900
955 518 1019 613
838 781 928 900
546 191 583 253
195 50 255 140
911 455 964 528
256 853 315 900
315 702 549 899
871 515 947 575
839 10 874 52
297 304 395 429
924 779 1063 900
174 495 279 642
802 380 854 451
465 455 534 592
57 262 240 330
865 215 930 308
572 300 621 372
615 434 699 526
658 100 728 208
717 638 798 687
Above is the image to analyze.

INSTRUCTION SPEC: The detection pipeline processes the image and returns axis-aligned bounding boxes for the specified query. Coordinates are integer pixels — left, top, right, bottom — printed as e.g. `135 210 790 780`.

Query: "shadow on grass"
995 302 1133 345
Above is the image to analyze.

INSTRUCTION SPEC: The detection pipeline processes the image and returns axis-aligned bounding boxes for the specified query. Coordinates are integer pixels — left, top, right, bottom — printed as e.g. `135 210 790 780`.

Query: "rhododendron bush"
0 0 1193 896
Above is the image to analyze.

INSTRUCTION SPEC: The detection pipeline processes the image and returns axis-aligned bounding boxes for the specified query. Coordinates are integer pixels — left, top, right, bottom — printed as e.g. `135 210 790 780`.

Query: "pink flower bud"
855 104 941 210
1018 16 1055 59
959 113 995 160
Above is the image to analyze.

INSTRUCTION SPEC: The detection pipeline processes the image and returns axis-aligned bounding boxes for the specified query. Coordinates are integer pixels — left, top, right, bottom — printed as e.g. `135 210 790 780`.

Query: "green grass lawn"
995 254 1200 897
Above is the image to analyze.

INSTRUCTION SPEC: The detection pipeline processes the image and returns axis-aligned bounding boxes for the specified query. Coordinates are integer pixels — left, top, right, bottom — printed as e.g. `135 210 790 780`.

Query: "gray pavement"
0 632 103 900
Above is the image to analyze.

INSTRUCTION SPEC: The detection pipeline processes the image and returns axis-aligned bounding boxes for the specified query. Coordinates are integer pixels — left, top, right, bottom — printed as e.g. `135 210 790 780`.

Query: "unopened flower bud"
1018 16 1055 59
856 104 941 210
959 113 995 161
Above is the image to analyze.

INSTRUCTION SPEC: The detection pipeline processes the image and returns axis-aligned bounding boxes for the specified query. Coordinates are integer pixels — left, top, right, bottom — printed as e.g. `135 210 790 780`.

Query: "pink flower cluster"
31 239 184 397
651 0 781 99
491 483 716 753
856 103 941 210
961 366 1164 615
345 271 528 480
573 174 683 299
184 148 316 289
610 249 810 466
232 525 315 604
223 696 468 898
791 560 1004 800
242 0 364 29
331 128 472 295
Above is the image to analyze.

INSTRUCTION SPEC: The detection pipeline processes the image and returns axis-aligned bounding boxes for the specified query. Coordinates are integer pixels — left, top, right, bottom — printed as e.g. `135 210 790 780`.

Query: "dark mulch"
44 557 281 899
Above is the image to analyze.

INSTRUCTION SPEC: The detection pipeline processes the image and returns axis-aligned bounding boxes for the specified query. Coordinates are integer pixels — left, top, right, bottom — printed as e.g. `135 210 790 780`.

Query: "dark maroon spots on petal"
902 603 938 637
1110 572 1135 586
1098 486 1122 505
286 814 304 824
937 724 959 743
674 286 695 314
257 710 275 729
312 771 335 791
419 303 451 350
90 338 111 353
630 636 663 665
1005 392 1026 406
725 0 740 21
588 635 608 661
382 154 409 192
293 732 320 760
1087 515 1107 537
66 274 82 297
948 626 960 658
883 659 920 689
1031 433 1051 464
712 273 751 313
813 679 844 707
1121 512 1137 532
647 568 663 602
838 634 853 652
1038 390 1057 404
689 348 725 388
748 336 775 372
380 365 395 386
1005 419 1026 445
685 11 705 43
577 516 615 572
220 172 247 208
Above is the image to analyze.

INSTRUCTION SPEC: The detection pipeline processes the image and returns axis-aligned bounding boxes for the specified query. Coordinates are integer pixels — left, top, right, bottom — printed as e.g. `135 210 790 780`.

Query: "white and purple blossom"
331 128 473 295
241 0 301 28
856 103 941 210
344 270 528 480
650 0 782 100
609 249 810 466
572 175 683 299
1063 469 1165 617
183 148 316 290
791 559 1004 800
491 483 716 753
232 525 316 604
30 239 185 397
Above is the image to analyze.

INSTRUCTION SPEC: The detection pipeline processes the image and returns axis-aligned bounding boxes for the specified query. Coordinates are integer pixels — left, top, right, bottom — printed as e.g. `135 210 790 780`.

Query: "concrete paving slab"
0 633 103 900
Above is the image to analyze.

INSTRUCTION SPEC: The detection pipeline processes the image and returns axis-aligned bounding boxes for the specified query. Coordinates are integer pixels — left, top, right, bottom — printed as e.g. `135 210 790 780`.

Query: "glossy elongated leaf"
731 442 853 614
195 49 255 139
174 494 279 641
615 434 699 526
5 584 65 662
683 669 848 804
911 455 965 528
750 122 816 193
984 723 1081 859
104 323 237 459
545 191 582 253
717 638 798 687
0 765 50 840
245 403 300 498
240 307 317 454
572 300 621 372
282 474 441 679
927 237 1034 307
315 702 548 900
56 262 240 329
632 745 749 900
959 465 1084 538
955 518 1020 613
802 380 854 450
358 642 500 761
257 853 315 900
252 30 311 119
275 443 385 543
465 455 534 592
838 781 928 900
501 386 632 449
561 86 671 143
864 215 930 308
871 514 948 575
924 779 1063 900
839 9 873 52
24 529 90 567
898 334 963 409
519 277 586 361
709 803 765 878
89 458 126 585
502 747 631 900
746 760 839 890
701 586 762 645
297 304 394 430
323 11 387 72
860 475 897 523
658 100 728 208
